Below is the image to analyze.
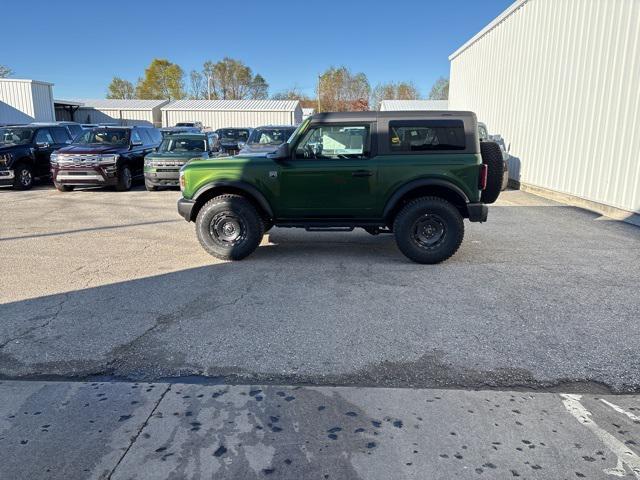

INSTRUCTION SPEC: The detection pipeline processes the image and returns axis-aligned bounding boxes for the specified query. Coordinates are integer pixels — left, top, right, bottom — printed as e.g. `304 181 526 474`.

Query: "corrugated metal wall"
73 108 158 126
162 109 301 129
0 80 54 124
449 0 640 215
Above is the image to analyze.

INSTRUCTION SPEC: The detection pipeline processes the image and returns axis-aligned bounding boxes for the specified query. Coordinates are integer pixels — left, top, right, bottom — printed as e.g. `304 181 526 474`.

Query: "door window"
295 125 370 160
34 129 54 145
130 130 142 144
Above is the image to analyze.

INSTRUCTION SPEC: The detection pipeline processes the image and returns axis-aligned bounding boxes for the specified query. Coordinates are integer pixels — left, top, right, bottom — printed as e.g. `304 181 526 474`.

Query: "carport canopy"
54 99 84 121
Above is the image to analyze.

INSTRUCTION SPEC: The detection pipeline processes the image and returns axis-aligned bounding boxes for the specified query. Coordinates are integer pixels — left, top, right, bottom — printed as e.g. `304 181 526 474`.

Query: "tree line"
106 58 449 111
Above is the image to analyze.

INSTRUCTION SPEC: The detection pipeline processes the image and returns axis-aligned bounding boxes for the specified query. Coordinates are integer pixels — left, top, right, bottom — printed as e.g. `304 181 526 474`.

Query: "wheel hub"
412 214 446 249
211 212 246 245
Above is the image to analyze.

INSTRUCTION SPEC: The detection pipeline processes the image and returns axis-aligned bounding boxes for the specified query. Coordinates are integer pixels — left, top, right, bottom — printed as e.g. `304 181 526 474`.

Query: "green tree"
106 77 136 99
202 58 268 100
428 77 449 100
317 66 370 112
136 59 185 100
0 65 13 78
371 81 421 110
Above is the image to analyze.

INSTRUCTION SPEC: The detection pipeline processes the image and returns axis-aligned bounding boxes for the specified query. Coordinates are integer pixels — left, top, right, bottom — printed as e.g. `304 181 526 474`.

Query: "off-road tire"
393 196 464 264
480 141 503 204
115 165 132 191
145 179 158 192
54 182 74 192
196 194 264 260
13 162 34 190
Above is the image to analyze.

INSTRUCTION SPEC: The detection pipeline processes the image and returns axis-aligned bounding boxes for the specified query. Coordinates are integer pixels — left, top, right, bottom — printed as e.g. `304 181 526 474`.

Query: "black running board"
305 227 355 232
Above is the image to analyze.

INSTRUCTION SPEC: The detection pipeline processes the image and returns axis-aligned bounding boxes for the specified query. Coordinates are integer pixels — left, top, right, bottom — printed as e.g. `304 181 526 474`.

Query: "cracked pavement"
1 186 639 391
1 185 639 478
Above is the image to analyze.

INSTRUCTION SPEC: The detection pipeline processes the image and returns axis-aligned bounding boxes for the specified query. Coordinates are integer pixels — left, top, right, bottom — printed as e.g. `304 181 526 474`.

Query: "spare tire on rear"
480 141 503 204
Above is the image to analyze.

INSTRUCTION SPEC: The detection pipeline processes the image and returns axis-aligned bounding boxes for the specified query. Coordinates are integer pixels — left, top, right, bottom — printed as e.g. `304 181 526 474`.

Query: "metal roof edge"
0 78 54 86
449 0 531 61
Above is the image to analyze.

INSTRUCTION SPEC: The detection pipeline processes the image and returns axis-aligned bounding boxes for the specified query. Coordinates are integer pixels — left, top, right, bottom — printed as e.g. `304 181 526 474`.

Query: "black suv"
50 126 162 191
0 124 73 189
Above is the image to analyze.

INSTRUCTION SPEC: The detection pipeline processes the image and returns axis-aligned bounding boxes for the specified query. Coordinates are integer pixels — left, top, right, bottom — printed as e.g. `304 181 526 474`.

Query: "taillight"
479 164 488 190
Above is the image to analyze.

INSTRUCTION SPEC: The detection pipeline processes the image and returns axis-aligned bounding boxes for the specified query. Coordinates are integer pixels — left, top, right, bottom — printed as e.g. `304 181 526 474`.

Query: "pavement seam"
107 383 172 480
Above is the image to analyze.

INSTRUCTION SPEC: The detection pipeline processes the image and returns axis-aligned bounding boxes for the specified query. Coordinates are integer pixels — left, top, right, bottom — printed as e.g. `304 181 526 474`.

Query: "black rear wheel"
196 194 264 260
393 196 464 264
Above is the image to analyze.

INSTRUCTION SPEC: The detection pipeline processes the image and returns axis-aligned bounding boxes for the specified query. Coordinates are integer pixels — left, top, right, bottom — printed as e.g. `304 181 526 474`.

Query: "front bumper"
467 203 488 222
144 167 181 187
51 164 118 186
177 198 196 221
0 169 15 185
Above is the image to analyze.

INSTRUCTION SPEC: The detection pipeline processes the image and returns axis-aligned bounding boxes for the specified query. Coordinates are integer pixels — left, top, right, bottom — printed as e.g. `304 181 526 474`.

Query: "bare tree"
0 65 13 78
189 70 205 99
428 77 449 100
371 81 421 110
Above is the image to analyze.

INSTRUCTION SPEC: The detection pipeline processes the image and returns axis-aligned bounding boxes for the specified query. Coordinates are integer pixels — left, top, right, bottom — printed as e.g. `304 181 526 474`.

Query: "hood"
56 144 126 155
147 151 206 161
239 143 280 154
0 143 27 154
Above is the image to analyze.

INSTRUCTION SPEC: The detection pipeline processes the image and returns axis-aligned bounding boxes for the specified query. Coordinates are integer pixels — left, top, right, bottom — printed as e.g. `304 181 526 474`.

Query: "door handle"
352 170 373 177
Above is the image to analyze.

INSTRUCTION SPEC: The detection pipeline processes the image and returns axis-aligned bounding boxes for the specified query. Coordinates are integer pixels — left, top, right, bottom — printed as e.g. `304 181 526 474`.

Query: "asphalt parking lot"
1 185 639 392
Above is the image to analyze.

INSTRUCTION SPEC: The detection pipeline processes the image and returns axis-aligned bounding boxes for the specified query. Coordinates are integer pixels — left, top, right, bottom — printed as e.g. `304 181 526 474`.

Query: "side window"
51 127 71 144
295 125 370 160
130 129 142 144
150 129 162 144
137 129 152 145
34 129 54 145
389 120 466 152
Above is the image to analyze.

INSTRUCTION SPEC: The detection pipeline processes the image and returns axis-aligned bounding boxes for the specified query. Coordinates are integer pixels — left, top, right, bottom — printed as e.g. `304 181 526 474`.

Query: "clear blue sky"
2 0 513 99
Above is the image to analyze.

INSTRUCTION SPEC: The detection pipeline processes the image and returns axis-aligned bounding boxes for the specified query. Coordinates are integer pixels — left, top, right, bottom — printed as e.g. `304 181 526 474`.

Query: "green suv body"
144 132 221 191
177 111 502 263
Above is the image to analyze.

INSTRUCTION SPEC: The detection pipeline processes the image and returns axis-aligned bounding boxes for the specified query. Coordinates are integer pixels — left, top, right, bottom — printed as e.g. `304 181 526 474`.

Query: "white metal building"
161 100 303 129
378 100 449 111
449 0 640 222
302 107 316 120
0 79 55 124
71 99 169 127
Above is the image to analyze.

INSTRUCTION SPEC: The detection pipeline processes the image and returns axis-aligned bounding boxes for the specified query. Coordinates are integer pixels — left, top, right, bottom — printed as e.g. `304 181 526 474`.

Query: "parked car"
177 111 504 264
0 124 73 189
50 126 162 192
174 121 203 130
214 128 251 155
144 132 221 191
239 125 297 154
478 122 509 190
160 127 201 138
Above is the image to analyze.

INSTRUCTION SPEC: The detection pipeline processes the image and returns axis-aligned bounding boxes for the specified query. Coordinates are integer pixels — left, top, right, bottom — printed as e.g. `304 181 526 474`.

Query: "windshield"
0 128 35 145
75 129 130 145
247 128 295 146
159 137 206 153
217 129 250 143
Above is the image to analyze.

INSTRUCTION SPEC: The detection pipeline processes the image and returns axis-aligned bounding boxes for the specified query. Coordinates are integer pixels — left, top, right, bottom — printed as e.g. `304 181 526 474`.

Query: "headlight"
144 158 153 167
49 152 58 164
99 154 119 164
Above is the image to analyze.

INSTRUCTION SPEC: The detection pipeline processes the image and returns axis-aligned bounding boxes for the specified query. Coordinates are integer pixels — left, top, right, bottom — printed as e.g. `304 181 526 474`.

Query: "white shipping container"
0 79 55 124
449 0 640 218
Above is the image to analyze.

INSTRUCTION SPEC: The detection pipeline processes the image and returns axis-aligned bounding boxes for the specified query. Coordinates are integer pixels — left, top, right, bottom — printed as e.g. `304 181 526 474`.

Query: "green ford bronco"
177 111 503 264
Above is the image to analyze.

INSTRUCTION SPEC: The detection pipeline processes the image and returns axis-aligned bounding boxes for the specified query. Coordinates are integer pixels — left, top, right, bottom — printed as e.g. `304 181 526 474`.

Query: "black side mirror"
268 143 290 161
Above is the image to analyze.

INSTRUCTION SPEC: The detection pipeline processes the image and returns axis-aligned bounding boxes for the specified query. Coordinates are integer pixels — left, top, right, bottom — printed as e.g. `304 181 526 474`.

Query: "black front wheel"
393 197 464 264
115 165 132 191
13 163 34 190
195 194 264 260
